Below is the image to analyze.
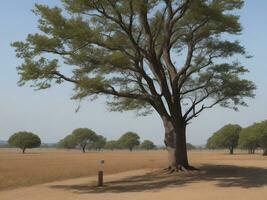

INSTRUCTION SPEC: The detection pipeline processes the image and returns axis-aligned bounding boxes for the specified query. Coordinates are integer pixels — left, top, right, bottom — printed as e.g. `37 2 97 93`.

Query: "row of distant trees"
57 128 156 152
5 129 159 153
207 120 267 155
5 128 198 154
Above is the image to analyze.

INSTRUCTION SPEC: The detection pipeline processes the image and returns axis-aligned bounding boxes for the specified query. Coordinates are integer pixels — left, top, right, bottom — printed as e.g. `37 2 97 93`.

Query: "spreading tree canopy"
118 132 140 151
238 123 260 154
72 128 98 152
207 124 241 154
12 0 256 170
254 120 267 156
57 134 77 149
8 132 41 153
87 134 107 151
140 140 156 150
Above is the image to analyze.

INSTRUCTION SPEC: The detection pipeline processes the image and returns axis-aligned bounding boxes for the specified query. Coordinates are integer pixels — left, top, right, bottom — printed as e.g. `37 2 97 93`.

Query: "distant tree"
8 132 41 153
186 143 196 150
255 121 267 156
72 128 98 153
104 140 118 150
238 124 259 154
141 140 156 150
57 134 77 149
118 132 140 151
207 124 241 154
87 135 106 151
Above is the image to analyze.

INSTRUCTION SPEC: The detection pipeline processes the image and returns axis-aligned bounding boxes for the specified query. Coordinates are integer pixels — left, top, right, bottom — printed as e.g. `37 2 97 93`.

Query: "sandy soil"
1 167 267 200
1 150 267 200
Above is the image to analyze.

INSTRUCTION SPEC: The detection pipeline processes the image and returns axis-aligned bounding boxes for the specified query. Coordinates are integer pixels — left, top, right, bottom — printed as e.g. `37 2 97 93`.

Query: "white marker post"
98 159 104 186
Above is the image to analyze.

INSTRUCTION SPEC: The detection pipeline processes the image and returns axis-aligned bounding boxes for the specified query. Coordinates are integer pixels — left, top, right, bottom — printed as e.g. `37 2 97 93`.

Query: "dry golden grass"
1 148 267 191
0 148 167 190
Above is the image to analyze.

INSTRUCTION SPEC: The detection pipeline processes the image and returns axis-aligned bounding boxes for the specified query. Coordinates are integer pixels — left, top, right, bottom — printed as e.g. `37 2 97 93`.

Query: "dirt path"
1 164 267 200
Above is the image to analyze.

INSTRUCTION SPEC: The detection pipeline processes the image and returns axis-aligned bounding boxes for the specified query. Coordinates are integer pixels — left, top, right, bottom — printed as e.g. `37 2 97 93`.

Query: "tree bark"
82 146 86 153
163 117 191 172
263 149 267 156
22 147 26 154
248 149 252 154
229 146 234 155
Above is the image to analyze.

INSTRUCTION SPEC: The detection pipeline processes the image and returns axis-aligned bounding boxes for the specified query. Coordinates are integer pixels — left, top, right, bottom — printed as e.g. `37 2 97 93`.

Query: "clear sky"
0 0 266 145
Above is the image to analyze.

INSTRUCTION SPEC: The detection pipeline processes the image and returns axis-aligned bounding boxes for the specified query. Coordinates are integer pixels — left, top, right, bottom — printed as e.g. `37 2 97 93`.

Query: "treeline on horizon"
4 119 266 154
1 129 197 153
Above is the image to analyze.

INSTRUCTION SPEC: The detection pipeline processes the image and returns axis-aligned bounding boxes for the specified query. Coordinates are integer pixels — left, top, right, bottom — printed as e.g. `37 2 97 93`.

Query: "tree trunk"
229 147 234 155
82 146 86 153
22 148 26 154
163 117 191 172
263 149 267 156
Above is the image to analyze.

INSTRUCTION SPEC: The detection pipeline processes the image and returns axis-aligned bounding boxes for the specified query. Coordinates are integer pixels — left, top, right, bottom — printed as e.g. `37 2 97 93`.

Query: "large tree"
12 0 255 171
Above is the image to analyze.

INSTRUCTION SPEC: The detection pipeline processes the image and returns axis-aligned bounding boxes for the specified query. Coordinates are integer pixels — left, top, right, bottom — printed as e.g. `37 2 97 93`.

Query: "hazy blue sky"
0 1 266 145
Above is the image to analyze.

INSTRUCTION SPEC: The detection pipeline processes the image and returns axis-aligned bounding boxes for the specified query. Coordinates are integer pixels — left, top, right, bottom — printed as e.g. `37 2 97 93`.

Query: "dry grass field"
1 148 267 192
0 148 168 190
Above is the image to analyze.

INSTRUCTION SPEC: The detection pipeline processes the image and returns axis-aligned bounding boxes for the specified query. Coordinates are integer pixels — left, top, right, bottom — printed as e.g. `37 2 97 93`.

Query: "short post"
98 159 104 186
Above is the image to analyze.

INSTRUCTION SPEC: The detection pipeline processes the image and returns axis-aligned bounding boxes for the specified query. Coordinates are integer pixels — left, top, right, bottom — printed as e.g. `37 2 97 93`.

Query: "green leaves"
8 132 41 153
118 132 140 151
57 128 98 152
207 124 241 151
140 140 156 150
12 0 255 121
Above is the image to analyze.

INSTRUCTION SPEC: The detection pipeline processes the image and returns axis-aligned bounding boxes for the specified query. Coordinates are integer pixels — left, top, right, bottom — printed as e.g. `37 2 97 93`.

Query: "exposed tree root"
164 165 199 174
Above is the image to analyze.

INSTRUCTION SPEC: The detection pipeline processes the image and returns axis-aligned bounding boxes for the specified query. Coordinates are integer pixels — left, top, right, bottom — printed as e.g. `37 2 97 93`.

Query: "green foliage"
118 132 140 151
58 128 98 152
186 143 196 150
57 134 77 149
254 121 267 155
238 120 267 155
140 140 156 150
71 128 98 152
8 132 41 153
104 140 119 150
87 135 106 151
238 123 260 153
207 124 241 154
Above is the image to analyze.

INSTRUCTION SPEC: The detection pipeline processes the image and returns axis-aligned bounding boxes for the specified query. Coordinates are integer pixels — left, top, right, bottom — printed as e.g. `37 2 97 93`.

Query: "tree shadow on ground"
50 164 267 194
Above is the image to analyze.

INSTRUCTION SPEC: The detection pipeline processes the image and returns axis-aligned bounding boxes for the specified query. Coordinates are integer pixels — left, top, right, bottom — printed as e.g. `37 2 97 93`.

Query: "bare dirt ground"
1 149 267 200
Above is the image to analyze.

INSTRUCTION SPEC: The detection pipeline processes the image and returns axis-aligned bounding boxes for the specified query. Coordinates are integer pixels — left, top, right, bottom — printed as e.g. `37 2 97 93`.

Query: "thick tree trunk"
229 147 234 155
22 148 26 154
163 117 192 172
